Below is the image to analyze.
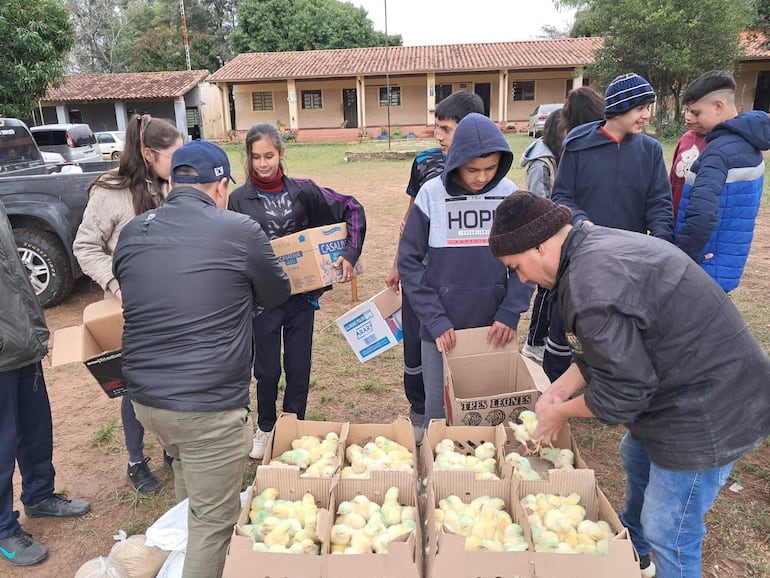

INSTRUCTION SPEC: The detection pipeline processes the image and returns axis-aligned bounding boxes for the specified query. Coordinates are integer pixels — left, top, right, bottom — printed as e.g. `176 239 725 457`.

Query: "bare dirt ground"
7 155 770 577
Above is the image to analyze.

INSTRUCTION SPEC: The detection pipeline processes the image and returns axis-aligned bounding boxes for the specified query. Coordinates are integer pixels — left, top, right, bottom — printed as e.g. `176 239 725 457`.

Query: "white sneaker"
521 343 545 362
249 428 272 460
640 555 656 578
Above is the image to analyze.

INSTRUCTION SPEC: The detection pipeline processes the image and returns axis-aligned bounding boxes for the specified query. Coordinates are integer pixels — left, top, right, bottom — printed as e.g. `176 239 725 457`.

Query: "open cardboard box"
260 413 349 497
501 422 588 480
443 327 550 426
425 469 528 578
328 471 422 578
339 419 419 490
336 287 403 362
513 469 641 577
223 466 332 578
420 419 509 487
51 298 126 398
270 222 363 294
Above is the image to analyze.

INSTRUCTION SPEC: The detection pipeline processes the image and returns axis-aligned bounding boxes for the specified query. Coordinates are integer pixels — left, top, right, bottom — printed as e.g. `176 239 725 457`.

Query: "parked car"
30 123 102 164
527 103 564 137
1 117 117 306
95 130 125 160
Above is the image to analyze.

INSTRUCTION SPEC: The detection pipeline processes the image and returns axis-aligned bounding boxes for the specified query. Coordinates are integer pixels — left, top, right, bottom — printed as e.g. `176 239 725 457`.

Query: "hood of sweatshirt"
442 113 513 197
709 110 770 151
519 138 555 167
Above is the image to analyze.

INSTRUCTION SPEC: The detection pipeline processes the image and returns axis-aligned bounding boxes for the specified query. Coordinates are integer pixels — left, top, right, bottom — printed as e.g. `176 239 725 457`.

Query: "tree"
555 0 754 128
0 0 74 118
66 0 129 73
231 0 402 54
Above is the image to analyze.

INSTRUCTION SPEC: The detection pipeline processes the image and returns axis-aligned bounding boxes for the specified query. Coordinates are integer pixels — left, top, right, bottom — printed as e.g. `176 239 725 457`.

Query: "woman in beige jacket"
73 114 182 494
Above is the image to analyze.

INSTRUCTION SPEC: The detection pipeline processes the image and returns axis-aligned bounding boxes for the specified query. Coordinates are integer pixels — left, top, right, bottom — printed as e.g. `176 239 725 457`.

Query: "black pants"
401 291 425 416
253 295 315 432
542 299 572 381
526 285 550 347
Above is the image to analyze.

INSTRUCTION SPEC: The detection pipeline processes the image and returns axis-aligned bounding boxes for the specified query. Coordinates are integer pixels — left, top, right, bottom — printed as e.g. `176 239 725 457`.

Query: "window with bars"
511 80 535 101
251 92 274 111
379 86 401 106
301 90 323 109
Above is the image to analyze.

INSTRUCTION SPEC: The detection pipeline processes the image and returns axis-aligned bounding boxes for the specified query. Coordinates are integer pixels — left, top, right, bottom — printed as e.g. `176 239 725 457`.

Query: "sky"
351 0 577 46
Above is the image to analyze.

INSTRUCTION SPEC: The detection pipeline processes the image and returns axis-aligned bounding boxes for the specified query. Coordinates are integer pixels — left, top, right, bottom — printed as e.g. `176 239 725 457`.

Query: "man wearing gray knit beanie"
490 191 770 578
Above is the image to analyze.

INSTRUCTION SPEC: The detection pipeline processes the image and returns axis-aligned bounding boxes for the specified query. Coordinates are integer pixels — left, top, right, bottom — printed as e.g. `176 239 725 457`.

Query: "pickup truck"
0 117 117 307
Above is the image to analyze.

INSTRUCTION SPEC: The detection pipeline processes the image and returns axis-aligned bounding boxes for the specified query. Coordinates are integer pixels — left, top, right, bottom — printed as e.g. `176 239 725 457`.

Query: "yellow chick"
351 494 380 519
330 524 353 545
292 434 321 451
435 438 456 454
363 510 387 537
263 520 292 548
347 533 373 554
474 441 497 460
337 511 367 530
251 487 279 511
540 447 575 470
330 543 347 554
279 448 311 469
381 486 403 527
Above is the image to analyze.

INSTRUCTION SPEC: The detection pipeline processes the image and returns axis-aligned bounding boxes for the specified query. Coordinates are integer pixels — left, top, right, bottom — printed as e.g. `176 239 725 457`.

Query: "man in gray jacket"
113 140 290 578
0 203 90 568
488 192 770 578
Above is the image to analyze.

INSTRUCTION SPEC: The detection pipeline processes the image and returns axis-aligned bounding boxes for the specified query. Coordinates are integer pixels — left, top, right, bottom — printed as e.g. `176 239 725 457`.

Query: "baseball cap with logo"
171 140 236 184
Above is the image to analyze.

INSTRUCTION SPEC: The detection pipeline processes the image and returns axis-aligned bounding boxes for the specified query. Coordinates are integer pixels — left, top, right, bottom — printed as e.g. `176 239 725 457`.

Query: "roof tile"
43 70 210 103
208 37 603 82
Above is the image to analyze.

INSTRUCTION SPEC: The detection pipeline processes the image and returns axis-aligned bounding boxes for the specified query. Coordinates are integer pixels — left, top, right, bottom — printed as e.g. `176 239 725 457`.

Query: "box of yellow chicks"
326 471 422 578
425 466 529 578
424 468 641 578
259 412 349 499
223 465 332 578
511 469 641 577
442 326 551 427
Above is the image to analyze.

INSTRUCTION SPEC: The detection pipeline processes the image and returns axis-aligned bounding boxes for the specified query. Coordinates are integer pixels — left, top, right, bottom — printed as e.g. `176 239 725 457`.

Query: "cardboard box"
443 327 550 427
513 469 641 577
260 413 348 498
425 469 641 578
328 471 422 578
501 423 587 480
223 466 331 578
51 298 126 398
341 419 419 489
425 471 527 578
336 287 403 362
270 223 362 294
420 420 508 486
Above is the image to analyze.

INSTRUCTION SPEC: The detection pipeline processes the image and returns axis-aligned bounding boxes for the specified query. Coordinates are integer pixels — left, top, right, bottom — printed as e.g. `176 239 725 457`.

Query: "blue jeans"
619 432 733 578
0 363 55 538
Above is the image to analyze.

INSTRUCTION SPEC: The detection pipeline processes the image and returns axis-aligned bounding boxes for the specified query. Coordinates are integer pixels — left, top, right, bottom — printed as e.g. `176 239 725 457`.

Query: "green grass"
89 418 119 446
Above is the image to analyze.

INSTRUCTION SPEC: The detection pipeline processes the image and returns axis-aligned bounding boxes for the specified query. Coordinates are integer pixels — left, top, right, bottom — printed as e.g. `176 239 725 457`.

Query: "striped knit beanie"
604 73 656 118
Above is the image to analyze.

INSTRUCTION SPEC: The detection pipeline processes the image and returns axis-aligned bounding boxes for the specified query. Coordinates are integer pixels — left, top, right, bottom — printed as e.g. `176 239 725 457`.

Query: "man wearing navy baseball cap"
113 139 290 578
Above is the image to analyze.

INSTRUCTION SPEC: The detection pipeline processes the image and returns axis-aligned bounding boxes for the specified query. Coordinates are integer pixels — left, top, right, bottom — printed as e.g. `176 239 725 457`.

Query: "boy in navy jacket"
398 113 532 435
547 73 673 381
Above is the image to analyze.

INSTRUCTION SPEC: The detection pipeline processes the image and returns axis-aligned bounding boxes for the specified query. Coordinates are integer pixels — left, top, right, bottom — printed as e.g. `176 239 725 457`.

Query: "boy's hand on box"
435 328 456 353
487 321 514 348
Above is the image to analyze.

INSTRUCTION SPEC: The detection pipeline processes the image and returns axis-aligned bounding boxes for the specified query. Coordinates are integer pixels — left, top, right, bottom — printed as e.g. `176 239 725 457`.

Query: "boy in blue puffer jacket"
398 113 533 436
675 70 770 292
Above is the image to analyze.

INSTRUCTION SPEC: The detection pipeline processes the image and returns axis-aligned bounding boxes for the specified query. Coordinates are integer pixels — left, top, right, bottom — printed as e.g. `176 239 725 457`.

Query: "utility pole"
384 0 391 151
179 0 191 70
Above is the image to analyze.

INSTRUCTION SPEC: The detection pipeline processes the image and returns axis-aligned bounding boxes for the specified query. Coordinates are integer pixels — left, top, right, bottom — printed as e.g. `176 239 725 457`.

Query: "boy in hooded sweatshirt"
675 70 770 293
398 113 533 431
546 72 673 382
